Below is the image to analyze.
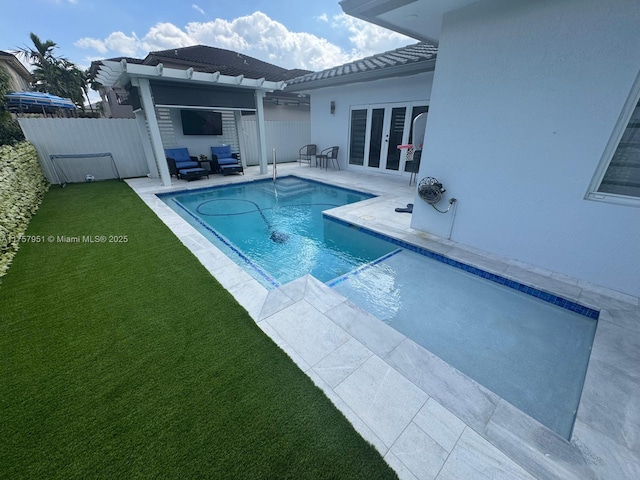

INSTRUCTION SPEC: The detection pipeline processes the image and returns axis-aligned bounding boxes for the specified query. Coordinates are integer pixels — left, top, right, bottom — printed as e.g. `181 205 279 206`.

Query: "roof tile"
286 41 437 88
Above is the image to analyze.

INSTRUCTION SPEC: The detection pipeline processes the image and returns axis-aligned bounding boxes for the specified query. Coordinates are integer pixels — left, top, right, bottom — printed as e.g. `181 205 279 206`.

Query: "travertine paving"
128 163 640 480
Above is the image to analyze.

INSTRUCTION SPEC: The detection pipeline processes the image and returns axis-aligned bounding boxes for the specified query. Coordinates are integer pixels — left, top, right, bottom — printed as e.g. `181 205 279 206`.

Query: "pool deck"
127 164 640 480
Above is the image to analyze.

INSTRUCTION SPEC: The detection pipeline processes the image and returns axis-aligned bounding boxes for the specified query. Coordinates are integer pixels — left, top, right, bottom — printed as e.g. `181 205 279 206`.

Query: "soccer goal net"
49 153 121 187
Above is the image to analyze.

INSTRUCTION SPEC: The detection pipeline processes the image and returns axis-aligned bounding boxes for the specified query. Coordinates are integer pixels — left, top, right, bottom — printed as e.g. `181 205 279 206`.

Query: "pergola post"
136 78 172 186
254 90 268 174
134 109 159 178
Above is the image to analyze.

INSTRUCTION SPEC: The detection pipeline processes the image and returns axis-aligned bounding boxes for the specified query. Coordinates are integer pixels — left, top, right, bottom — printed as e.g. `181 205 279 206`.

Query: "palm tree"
20 33 86 109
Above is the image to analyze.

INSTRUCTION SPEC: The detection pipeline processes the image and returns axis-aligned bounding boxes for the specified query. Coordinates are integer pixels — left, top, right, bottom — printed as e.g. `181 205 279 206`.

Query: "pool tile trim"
325 215 600 320
157 176 378 290
155 174 378 200
171 198 281 289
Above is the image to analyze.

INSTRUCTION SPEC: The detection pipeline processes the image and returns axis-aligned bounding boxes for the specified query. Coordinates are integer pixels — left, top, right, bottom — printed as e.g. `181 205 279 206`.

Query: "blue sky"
1 0 413 73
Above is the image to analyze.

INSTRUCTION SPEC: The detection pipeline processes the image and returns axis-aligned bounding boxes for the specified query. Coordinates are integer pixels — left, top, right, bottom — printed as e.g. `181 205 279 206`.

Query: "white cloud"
331 13 413 58
192 4 205 15
103 31 141 57
73 11 414 71
75 37 108 54
185 12 352 70
317 13 328 22
142 23 194 52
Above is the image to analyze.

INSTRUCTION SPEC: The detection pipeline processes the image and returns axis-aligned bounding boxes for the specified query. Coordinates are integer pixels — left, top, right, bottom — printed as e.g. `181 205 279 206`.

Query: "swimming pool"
160 176 396 287
159 176 598 439
330 243 597 439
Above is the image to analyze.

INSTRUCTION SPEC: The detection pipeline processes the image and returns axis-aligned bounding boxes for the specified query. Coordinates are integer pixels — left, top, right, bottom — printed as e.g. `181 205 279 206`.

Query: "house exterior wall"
0 58 31 92
169 108 240 159
242 119 311 164
411 0 640 297
308 72 434 170
263 103 310 121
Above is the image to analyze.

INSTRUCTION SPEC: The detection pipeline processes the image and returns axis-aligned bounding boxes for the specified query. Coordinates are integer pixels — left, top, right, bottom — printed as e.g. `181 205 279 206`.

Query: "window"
588 76 640 205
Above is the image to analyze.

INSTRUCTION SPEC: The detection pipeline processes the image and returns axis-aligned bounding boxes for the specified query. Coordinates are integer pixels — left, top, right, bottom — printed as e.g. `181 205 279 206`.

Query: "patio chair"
210 145 244 175
316 146 340 170
164 147 200 177
166 157 209 181
298 144 317 166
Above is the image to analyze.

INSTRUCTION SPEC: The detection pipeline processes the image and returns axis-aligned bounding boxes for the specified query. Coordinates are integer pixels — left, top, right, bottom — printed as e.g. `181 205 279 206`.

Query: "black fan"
418 177 446 204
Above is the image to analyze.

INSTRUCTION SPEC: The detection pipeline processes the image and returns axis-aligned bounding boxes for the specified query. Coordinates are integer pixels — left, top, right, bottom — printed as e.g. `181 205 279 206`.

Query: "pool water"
160 176 396 287
331 248 597 439
160 176 597 439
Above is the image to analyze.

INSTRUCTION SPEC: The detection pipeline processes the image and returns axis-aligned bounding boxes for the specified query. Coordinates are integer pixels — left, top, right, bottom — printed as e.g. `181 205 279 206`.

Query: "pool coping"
126 164 640 480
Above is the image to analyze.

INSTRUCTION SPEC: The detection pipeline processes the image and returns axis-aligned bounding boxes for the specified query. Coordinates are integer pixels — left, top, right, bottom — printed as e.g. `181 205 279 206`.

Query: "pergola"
93 59 286 186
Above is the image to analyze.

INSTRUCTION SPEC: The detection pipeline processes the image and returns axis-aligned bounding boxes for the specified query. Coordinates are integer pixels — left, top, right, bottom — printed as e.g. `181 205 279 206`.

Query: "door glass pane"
385 107 407 171
348 109 367 166
405 105 429 173
368 108 385 168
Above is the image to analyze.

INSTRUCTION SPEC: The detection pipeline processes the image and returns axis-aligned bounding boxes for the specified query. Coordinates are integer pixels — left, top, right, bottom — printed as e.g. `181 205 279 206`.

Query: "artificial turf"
0 180 397 480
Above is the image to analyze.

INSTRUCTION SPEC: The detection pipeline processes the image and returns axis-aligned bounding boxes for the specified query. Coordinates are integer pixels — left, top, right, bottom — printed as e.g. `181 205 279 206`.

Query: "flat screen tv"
181 110 223 135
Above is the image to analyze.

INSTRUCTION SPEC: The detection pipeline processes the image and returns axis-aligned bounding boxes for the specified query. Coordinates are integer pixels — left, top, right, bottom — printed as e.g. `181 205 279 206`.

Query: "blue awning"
4 91 76 112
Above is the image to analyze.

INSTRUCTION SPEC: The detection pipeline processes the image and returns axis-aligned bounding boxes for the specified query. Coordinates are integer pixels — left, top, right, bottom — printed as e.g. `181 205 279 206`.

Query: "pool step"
259 179 315 198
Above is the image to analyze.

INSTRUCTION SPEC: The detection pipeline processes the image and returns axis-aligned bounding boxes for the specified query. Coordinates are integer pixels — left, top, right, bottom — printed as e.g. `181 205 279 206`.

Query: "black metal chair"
298 144 317 166
316 146 340 170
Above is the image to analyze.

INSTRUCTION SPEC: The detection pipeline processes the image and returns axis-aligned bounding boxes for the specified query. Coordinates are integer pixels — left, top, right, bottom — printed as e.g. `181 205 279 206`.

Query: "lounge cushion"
217 157 238 166
211 145 233 158
175 160 199 169
178 167 206 175
165 147 192 163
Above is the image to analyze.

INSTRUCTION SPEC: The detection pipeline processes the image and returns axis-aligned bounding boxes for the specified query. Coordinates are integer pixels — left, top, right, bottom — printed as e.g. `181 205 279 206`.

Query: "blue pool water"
160 176 396 287
159 176 597 439
331 247 597 439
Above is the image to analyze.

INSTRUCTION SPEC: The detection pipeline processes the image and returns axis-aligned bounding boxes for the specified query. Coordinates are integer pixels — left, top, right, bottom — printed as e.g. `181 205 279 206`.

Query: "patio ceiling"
93 60 286 92
340 0 477 43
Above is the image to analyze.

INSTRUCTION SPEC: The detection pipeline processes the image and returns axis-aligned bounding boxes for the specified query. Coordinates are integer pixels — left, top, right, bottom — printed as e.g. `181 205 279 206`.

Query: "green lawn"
0 181 397 479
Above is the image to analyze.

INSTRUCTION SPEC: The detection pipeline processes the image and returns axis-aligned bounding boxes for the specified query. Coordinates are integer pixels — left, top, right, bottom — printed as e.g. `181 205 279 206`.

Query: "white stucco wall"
308 72 434 170
263 103 310 121
411 0 640 297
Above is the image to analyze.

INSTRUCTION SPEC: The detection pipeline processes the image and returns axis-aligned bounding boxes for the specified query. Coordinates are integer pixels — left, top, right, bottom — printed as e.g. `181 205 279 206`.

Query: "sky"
1 0 414 75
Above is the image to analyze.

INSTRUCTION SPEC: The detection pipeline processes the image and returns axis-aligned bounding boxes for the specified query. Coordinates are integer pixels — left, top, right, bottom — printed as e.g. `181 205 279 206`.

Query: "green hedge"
0 141 49 278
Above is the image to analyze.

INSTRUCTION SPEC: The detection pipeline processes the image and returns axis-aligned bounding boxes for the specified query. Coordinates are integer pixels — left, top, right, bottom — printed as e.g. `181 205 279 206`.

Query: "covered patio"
92 59 287 186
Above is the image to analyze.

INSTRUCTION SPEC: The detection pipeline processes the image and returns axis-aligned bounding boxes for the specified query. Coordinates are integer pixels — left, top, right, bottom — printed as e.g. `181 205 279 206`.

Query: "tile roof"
143 45 310 82
285 42 437 90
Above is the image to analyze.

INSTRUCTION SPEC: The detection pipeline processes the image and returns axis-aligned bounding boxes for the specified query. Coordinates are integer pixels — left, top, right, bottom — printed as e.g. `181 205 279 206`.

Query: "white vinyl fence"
241 120 310 165
18 118 149 184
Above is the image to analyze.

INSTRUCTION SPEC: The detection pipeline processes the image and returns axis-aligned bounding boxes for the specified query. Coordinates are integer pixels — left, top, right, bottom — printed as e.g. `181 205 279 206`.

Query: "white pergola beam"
98 61 283 91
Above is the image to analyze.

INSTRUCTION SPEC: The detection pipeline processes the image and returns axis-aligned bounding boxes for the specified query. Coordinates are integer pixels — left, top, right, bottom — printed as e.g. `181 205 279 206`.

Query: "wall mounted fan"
418 177 446 204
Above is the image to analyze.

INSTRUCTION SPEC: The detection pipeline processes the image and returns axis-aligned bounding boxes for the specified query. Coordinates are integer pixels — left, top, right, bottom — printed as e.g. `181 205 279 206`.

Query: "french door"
348 102 428 175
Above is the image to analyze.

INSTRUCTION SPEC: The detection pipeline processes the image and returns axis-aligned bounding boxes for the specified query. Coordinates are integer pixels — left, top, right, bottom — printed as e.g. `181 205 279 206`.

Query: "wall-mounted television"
180 110 223 135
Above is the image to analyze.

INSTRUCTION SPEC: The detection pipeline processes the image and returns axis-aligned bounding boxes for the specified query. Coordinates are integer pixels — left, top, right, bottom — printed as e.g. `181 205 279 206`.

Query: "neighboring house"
91 45 311 181
285 42 436 177
0 50 31 92
334 0 640 300
91 56 142 119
